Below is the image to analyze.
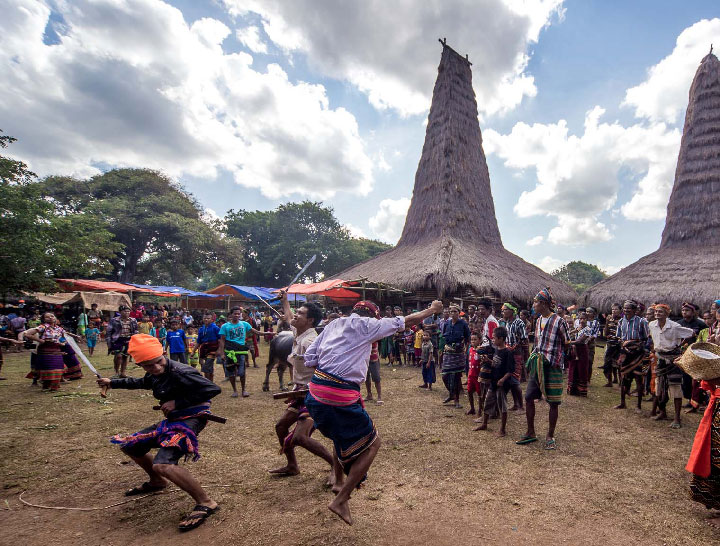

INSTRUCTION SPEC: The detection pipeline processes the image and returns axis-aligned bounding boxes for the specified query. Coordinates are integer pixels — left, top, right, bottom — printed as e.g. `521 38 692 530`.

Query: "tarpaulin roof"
205 284 306 303
27 291 131 311
56 279 167 294
277 280 360 303
128 284 221 298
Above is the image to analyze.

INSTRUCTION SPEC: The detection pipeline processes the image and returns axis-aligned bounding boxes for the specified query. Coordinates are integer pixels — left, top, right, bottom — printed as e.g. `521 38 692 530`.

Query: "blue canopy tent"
128 284 221 298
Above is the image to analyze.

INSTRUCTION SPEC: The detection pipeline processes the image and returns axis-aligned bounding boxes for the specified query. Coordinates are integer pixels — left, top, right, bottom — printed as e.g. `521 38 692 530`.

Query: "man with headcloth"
517 288 568 450
679 302 707 412
614 300 650 413
650 304 694 428
440 304 471 408
501 302 526 411
303 299 443 525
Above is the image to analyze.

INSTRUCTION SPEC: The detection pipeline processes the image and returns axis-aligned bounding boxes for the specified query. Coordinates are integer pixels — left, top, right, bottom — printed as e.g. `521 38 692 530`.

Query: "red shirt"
468 346 481 379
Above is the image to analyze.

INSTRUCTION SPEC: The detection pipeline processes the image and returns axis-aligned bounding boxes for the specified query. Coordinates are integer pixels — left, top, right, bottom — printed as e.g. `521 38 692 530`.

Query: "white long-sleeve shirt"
304 314 405 385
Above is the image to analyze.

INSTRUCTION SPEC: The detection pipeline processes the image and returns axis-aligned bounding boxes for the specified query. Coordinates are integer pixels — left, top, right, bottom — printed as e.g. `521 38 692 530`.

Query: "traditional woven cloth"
689 386 720 509
526 352 563 404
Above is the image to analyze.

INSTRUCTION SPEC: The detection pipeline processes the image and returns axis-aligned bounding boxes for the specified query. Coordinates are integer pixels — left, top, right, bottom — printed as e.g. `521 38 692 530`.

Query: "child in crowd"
166 319 188 363
474 326 514 436
149 318 167 350
187 326 199 368
473 337 494 424
466 333 482 415
85 324 100 356
404 327 415 366
138 315 152 335
418 332 436 390
414 327 424 367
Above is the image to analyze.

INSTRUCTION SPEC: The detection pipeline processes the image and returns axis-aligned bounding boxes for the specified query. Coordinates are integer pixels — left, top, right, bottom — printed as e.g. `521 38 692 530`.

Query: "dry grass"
0 343 716 546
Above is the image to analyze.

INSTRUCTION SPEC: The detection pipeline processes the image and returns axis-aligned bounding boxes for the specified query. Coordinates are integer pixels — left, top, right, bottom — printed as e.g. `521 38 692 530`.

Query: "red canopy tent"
281 279 360 304
55 279 176 297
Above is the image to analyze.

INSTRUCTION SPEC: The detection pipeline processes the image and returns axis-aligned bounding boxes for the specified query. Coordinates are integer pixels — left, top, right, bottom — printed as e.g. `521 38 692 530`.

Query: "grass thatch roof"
584 51 720 312
337 41 576 305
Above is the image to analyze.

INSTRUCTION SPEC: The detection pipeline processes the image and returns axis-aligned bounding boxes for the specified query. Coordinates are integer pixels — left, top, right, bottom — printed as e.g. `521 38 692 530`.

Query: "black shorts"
110 337 131 356
121 417 206 465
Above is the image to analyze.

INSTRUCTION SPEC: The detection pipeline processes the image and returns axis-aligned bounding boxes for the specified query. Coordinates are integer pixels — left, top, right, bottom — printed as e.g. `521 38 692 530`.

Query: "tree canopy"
225 201 391 286
551 261 607 294
42 169 243 285
0 133 119 296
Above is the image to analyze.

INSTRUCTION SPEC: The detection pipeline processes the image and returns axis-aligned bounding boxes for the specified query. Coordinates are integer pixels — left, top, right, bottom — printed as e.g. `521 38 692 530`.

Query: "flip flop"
544 438 557 450
125 481 167 496
179 504 219 532
515 436 538 445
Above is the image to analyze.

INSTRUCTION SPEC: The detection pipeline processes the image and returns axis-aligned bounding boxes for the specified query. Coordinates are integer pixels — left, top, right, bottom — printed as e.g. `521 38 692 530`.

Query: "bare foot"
465 408 475 415
509 406 521 411
603 382 613 387
473 417 484 423
473 424 487 431
685 407 698 414
268 465 299 476
614 404 626 409
496 430 506 437
331 482 343 495
328 498 352 525
652 413 668 421
634 408 643 414
709 516 720 529
326 470 336 488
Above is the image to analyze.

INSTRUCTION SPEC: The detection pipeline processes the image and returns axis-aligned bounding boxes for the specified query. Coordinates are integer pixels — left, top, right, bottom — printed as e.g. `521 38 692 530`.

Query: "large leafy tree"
225 201 390 286
552 261 607 294
0 133 118 295
42 168 242 285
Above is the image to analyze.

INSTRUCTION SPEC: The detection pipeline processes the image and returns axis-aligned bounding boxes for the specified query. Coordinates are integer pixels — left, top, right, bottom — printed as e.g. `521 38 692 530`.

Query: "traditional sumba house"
584 51 720 311
336 40 575 307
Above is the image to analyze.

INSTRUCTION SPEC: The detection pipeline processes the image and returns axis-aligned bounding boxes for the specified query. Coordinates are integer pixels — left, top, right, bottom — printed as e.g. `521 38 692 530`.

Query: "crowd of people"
2 288 719 531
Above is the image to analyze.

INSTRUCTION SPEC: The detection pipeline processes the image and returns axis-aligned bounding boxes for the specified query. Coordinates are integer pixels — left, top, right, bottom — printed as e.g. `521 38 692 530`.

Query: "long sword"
287 254 316 288
65 336 108 398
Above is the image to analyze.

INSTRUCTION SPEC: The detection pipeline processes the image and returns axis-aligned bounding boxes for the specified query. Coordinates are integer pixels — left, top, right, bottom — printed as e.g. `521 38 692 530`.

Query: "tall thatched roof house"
584 51 720 311
336 41 575 306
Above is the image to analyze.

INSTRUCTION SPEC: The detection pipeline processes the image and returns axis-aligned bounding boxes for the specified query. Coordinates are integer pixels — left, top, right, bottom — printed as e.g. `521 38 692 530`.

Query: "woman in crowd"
23 312 82 391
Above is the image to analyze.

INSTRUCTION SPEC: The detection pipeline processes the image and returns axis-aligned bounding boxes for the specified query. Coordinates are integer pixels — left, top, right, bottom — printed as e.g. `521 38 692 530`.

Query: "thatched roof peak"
396 40 502 248
335 42 576 304
660 50 720 249
584 51 720 311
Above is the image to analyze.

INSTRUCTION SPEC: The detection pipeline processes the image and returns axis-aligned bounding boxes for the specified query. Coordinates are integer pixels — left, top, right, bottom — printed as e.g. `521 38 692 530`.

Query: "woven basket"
677 342 720 381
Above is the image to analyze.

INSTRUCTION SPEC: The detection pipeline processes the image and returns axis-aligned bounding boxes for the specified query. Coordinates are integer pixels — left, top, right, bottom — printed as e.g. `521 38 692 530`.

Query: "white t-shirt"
290 327 318 386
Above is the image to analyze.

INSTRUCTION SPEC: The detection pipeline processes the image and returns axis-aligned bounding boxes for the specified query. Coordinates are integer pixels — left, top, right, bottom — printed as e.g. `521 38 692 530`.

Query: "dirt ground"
0 343 716 546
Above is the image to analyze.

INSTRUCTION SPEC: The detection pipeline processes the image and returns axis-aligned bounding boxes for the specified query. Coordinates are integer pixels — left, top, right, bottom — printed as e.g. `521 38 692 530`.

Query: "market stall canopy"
281 280 360 303
56 279 163 294
205 284 300 302
27 291 131 311
128 284 221 298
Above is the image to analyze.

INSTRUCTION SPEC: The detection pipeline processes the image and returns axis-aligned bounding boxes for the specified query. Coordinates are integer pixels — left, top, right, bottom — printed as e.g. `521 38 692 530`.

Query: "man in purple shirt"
304 298 443 525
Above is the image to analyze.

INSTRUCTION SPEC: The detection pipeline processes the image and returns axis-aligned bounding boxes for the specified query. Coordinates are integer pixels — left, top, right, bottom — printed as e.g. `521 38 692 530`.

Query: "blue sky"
3 1 719 275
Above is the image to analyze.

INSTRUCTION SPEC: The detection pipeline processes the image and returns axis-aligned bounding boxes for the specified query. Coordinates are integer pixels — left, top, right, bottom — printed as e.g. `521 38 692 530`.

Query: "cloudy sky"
3 1 719 274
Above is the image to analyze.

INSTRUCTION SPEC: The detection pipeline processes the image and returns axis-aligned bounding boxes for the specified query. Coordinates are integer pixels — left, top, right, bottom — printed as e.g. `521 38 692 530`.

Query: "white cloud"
485 106 680 243
344 223 367 238
597 263 622 275
1 0 373 199
222 0 565 117
235 25 267 53
369 197 410 244
526 235 544 246
623 18 720 124
203 207 220 222
533 256 564 273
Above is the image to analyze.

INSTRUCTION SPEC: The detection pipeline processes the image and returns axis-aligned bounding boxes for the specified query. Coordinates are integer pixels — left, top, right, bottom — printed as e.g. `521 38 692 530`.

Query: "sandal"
124 481 167 496
516 436 538 445
544 438 557 450
179 504 219 532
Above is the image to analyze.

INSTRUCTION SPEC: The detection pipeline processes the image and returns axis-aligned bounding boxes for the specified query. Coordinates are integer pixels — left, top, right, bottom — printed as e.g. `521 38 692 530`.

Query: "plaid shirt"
533 313 569 368
507 317 528 346
617 315 649 342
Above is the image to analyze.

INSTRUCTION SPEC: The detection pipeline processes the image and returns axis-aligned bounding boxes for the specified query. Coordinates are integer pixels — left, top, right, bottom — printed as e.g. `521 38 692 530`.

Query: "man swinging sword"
97 334 223 532
268 291 335 482
303 298 444 525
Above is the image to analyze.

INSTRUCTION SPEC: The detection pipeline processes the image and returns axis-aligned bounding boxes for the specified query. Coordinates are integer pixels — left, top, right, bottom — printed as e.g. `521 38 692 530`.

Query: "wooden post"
362 278 366 300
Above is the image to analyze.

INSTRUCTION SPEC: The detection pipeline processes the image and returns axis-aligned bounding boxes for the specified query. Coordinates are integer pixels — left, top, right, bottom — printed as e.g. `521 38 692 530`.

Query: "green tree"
551 261 607 294
0 133 119 295
42 168 242 285
225 201 390 286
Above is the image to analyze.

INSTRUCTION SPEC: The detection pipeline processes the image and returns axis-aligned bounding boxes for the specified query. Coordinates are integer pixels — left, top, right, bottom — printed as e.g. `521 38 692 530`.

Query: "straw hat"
677 342 720 381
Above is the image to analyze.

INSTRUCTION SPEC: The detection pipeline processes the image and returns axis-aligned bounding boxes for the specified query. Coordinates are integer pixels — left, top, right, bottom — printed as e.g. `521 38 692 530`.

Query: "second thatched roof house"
335 41 575 306
584 51 720 311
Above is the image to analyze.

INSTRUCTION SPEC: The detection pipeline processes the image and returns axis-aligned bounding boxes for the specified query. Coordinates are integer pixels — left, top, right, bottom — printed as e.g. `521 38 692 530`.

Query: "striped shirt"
617 315 649 342
506 317 528 346
533 313 569 368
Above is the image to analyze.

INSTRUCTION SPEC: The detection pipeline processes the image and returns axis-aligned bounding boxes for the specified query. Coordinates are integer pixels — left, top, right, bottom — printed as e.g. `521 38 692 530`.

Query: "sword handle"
100 384 108 398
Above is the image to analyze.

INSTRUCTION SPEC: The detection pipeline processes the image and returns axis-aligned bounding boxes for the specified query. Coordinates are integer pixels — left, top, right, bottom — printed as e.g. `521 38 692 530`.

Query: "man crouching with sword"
97 334 223 532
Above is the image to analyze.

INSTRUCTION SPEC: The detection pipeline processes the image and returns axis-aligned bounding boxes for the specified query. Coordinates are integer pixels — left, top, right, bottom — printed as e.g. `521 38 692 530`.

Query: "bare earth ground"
0 343 716 546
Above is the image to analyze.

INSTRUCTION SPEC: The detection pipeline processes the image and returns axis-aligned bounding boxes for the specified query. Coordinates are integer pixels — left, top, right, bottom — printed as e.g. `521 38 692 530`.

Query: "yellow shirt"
138 321 151 335
414 329 424 349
